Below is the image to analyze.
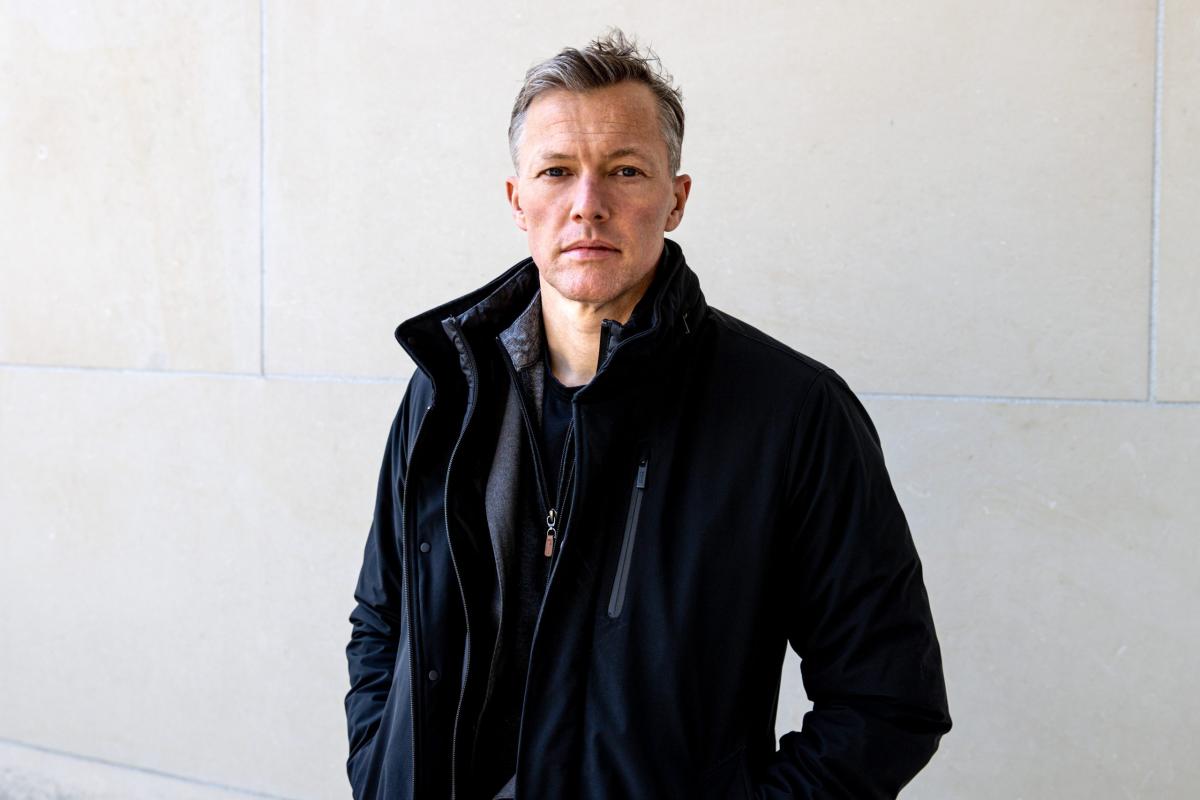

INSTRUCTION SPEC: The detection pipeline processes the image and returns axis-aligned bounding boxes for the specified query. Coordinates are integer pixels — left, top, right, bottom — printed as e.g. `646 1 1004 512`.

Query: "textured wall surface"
1 1 1196 798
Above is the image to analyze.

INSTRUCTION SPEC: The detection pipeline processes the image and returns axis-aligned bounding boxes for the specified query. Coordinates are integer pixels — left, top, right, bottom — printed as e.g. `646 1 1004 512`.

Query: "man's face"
506 82 691 314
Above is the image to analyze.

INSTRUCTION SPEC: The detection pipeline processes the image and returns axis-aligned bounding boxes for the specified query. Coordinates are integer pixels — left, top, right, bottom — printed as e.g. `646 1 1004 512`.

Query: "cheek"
628 194 673 232
523 193 564 228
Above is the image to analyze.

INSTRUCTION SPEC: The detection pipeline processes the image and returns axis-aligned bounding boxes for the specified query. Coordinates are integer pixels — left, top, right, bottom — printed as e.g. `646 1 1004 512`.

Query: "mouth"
562 240 620 257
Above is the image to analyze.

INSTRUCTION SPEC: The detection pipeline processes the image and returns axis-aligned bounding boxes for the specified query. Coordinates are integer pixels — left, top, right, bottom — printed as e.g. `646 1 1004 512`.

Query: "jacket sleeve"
755 369 951 799
344 377 417 794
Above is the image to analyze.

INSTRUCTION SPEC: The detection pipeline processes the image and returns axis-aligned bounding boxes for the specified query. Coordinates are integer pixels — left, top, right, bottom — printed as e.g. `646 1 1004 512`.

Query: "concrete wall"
1 2 1196 798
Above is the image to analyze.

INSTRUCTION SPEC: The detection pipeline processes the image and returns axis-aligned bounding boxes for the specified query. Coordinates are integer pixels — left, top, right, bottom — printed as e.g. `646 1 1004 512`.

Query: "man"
345 30 950 799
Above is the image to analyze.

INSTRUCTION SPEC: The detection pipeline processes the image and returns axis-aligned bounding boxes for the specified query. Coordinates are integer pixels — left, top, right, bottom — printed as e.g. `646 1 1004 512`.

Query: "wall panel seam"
857 392 1194 408
259 0 268 377
5 363 1200 406
0 736 299 800
0 363 405 384
1149 0 1165 401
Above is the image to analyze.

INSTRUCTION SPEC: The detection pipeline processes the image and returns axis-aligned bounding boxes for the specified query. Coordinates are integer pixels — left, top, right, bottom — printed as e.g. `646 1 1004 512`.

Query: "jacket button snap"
427 670 439 682
419 541 431 553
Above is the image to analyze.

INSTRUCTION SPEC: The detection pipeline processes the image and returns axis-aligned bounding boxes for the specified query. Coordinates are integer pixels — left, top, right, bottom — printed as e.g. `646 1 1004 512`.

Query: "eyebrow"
534 147 651 162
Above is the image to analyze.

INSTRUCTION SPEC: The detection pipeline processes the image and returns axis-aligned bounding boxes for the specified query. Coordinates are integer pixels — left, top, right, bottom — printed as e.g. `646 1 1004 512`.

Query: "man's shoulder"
702 305 834 391
699 307 887 484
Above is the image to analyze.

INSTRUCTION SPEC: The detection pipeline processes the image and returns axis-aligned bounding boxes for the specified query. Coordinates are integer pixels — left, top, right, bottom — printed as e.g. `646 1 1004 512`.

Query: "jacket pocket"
607 451 649 618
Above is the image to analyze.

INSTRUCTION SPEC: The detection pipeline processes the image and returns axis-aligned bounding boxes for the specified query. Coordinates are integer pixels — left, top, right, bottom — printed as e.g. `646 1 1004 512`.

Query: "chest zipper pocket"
608 452 649 618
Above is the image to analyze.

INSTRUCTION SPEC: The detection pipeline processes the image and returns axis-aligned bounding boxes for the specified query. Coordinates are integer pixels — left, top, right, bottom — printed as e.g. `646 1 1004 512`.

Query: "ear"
506 176 528 232
664 173 692 232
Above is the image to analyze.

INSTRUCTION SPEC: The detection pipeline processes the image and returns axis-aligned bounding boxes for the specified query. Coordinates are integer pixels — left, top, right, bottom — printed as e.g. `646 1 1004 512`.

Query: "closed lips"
565 241 618 252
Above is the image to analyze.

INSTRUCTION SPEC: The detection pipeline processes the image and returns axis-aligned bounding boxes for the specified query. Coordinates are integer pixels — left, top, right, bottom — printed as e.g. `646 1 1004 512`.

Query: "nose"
570 173 610 223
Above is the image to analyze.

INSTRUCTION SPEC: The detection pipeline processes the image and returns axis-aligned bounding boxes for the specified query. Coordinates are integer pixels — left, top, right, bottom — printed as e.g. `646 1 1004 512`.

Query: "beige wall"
1 2 1196 798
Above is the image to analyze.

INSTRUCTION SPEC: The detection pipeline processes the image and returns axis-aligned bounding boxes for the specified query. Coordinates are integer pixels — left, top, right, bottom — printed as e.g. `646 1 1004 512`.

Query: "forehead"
522 82 666 162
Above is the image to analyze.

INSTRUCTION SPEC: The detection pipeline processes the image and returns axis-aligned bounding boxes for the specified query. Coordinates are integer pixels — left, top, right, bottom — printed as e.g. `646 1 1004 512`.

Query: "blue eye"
617 167 641 177
542 167 566 177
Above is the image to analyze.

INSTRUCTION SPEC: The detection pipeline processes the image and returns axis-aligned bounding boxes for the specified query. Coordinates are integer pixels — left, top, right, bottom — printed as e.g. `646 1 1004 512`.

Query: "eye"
540 167 568 178
615 166 643 177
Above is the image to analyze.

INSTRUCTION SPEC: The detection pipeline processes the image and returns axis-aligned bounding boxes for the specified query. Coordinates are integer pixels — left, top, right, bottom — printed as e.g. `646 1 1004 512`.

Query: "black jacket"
345 239 951 799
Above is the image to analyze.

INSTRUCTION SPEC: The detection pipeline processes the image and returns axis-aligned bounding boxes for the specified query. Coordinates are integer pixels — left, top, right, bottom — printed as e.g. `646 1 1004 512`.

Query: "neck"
539 268 656 387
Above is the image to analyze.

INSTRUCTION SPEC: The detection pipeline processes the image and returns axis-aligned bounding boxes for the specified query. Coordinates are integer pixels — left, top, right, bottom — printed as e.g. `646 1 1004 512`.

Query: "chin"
551 284 615 306
544 262 613 294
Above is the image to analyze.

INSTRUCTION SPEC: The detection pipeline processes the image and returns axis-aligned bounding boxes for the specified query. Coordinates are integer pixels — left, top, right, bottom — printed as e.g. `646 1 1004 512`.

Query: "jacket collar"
394 238 707 402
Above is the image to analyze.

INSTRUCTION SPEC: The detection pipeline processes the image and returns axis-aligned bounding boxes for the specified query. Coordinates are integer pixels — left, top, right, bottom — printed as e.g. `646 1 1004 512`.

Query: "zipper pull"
544 508 557 557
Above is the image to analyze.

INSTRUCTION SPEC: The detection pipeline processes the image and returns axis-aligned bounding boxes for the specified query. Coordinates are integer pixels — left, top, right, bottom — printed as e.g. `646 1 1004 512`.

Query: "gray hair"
508 29 685 176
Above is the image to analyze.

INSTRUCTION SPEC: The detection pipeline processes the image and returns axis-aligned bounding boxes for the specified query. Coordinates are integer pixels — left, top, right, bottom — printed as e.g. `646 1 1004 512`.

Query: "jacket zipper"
467 371 577 781
511 400 579 797
608 453 649 618
497 339 583 796
544 416 576 559
445 320 484 800
495 341 571 559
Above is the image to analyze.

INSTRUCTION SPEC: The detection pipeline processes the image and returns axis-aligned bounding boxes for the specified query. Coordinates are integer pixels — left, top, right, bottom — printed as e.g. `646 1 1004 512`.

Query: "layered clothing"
345 239 951 799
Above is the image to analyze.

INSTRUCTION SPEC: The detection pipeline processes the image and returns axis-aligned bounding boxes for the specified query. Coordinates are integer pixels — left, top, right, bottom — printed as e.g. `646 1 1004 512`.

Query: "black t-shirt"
540 356 582 503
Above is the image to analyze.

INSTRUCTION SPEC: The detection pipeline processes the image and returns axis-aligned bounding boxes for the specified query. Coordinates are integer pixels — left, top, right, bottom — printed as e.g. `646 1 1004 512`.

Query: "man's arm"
344 378 418 793
757 370 951 799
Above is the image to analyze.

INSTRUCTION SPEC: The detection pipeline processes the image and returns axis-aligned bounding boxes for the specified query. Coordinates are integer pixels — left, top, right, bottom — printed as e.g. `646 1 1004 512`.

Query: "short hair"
508 29 685 176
